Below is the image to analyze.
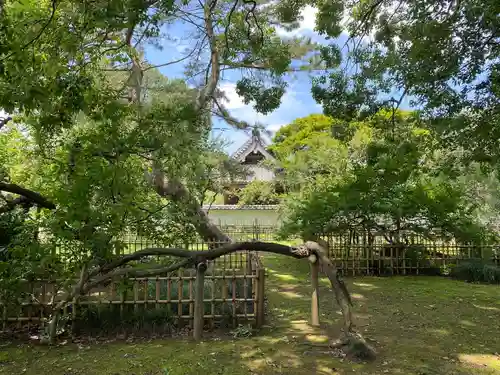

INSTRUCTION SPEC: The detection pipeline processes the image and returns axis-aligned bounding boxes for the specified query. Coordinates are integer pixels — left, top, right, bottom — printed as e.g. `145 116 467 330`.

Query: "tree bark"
151 173 230 244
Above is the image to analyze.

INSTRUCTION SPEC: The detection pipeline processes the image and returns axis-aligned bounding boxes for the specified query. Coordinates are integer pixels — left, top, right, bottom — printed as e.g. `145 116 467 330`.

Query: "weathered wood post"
256 268 266 328
193 262 207 341
310 253 320 327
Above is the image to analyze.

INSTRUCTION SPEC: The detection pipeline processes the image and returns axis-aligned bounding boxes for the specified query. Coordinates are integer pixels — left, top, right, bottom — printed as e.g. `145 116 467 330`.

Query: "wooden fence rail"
320 242 500 276
1 251 266 340
5 225 500 339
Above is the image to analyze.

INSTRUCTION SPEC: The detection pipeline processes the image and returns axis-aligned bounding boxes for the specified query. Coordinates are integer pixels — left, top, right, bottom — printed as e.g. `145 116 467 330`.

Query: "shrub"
238 181 281 205
450 260 500 284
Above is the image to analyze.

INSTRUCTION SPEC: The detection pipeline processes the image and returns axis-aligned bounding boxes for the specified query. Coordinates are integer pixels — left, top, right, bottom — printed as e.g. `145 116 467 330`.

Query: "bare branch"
357 0 385 31
143 38 207 71
176 10 207 32
0 116 12 130
212 97 251 129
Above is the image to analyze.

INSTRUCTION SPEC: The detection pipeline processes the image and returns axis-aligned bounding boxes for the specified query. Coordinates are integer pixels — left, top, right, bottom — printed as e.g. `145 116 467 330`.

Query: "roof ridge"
231 138 253 159
231 134 273 161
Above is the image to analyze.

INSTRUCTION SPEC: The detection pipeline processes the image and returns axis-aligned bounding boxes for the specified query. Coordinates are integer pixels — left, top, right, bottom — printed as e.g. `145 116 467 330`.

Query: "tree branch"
85 258 192 292
150 171 231 244
212 97 251 129
0 182 55 210
91 241 314 282
143 37 207 71
0 116 12 130
194 0 220 112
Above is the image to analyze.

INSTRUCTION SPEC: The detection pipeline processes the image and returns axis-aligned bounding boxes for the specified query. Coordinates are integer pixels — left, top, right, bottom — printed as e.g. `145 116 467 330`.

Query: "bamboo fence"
0 250 266 339
3 224 499 337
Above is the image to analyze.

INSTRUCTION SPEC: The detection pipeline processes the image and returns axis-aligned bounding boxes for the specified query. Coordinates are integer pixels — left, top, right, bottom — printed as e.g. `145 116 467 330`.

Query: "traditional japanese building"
201 129 281 225
223 129 276 205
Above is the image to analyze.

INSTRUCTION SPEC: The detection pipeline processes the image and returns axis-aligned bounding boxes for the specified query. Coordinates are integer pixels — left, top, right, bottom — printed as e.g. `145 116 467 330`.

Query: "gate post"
256 268 266 328
310 254 320 327
193 262 207 341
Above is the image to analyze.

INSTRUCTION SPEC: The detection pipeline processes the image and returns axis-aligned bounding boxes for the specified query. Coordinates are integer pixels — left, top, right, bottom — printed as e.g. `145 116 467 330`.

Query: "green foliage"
230 324 253 338
450 260 500 284
311 0 499 167
275 110 499 244
0 209 68 314
0 0 313 340
0 67 211 292
191 141 249 206
238 181 281 205
270 113 339 156
235 79 287 115
0 0 312 258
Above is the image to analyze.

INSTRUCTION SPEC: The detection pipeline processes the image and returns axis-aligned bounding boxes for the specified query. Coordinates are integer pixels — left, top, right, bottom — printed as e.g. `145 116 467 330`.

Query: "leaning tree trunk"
306 240 376 361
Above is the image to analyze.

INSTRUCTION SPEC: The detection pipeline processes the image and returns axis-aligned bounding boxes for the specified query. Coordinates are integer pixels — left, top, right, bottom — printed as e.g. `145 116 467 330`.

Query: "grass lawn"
1 254 499 375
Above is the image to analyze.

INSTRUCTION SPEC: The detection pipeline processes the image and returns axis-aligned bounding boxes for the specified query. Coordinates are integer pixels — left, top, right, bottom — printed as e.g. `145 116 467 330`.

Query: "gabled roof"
231 133 275 162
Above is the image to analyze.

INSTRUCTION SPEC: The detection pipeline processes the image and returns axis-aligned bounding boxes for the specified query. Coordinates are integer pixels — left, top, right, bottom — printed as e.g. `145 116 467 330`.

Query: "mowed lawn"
1 254 499 375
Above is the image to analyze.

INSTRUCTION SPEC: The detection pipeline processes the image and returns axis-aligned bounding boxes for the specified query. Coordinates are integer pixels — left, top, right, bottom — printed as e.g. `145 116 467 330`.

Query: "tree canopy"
273 112 500 244
309 0 499 165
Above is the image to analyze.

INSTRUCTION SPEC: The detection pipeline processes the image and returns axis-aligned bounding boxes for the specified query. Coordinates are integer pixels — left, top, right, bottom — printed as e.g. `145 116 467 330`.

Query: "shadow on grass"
0 253 499 375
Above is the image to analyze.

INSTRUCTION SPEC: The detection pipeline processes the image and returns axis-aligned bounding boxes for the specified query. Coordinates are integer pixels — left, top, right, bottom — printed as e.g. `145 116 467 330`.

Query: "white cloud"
299 5 318 31
267 123 286 132
276 6 318 37
218 82 246 110
218 81 299 127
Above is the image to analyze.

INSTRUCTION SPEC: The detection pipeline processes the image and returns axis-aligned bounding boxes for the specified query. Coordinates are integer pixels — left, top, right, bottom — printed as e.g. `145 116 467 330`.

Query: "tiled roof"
231 138 254 160
230 135 275 162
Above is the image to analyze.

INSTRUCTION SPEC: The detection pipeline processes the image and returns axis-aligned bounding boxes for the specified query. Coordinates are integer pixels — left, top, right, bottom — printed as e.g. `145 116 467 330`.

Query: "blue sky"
143 6 411 154
143 6 332 154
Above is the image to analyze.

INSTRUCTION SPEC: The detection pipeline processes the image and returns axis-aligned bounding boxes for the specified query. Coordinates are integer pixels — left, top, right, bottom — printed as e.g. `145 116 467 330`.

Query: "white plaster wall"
246 165 275 182
204 208 281 226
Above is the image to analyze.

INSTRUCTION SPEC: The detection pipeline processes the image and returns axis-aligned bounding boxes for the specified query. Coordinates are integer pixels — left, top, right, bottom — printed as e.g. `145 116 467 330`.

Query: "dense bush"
238 181 281 205
450 260 500 284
